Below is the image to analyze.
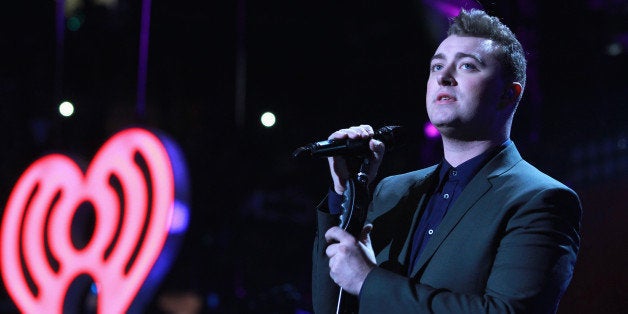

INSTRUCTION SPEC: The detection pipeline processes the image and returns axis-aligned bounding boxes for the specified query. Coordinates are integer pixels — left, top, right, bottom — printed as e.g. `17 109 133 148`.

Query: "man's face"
425 35 509 140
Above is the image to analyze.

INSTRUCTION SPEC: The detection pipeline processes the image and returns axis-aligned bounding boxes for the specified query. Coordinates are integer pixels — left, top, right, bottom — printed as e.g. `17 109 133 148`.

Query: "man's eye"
431 64 443 72
460 63 478 70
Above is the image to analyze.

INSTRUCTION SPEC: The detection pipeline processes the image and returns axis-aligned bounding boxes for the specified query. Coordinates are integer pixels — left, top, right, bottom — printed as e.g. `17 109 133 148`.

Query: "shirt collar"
436 139 512 188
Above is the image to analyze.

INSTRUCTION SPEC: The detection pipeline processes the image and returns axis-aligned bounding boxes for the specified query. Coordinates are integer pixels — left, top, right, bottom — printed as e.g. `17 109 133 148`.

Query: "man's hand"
325 224 376 295
327 125 385 195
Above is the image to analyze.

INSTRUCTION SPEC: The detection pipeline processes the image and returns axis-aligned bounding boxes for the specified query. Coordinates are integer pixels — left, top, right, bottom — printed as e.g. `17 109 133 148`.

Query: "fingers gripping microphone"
291 126 405 158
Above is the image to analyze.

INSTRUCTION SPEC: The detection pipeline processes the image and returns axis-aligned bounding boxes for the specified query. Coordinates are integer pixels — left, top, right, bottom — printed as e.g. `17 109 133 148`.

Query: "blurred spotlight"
67 16 82 31
206 292 220 310
424 122 440 139
59 101 75 117
157 291 202 314
95 0 119 8
260 112 276 127
606 42 622 56
426 0 481 18
169 200 189 234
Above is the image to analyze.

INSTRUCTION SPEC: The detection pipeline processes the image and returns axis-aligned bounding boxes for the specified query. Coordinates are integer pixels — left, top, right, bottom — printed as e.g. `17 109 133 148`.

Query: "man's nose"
438 68 457 86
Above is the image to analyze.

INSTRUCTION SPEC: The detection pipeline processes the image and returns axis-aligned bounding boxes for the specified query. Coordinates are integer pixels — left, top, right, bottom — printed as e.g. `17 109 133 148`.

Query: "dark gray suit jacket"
313 144 581 313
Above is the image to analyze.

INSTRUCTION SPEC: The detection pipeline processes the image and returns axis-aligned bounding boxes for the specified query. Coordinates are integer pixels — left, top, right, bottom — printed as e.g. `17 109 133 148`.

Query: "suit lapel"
397 193 428 266
409 144 522 278
409 177 492 277
374 169 438 269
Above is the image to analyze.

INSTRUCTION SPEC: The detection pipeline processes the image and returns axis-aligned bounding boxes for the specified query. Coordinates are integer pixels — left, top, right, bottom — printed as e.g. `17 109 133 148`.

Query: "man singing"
312 9 581 313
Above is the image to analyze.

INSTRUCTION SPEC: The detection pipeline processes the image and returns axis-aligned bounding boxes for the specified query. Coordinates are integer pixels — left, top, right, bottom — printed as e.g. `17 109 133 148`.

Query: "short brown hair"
448 9 527 90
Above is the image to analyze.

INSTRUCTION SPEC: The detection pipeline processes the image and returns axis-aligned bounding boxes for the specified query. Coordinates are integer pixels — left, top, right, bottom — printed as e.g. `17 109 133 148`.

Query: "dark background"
1 0 626 313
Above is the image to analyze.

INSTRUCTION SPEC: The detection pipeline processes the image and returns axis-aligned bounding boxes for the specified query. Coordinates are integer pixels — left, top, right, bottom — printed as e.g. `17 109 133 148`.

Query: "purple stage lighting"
424 0 483 18
169 200 190 234
424 122 440 139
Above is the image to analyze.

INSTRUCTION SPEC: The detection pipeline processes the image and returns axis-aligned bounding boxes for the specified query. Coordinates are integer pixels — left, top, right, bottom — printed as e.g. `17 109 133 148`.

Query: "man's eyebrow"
430 52 486 66
431 53 445 61
456 52 485 65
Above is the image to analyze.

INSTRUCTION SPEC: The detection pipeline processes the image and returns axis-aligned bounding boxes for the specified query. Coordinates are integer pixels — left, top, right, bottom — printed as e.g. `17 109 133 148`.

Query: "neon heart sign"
0 127 187 313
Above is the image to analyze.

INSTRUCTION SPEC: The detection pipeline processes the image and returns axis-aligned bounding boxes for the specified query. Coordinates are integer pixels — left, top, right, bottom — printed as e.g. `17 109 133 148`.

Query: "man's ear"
499 82 523 108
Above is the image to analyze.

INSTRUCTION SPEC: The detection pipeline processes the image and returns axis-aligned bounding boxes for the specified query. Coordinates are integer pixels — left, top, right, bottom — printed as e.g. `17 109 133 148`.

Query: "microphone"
291 126 405 158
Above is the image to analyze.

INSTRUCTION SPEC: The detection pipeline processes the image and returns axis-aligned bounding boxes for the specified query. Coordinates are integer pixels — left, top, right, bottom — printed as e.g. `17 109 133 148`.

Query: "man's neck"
441 136 507 167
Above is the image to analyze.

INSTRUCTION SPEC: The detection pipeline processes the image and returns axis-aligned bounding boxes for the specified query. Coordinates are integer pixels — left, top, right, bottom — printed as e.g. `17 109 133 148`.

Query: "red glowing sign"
0 128 178 313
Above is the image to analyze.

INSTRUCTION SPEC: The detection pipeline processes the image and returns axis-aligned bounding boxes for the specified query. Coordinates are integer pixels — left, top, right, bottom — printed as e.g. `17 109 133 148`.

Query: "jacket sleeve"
358 187 582 314
312 196 341 314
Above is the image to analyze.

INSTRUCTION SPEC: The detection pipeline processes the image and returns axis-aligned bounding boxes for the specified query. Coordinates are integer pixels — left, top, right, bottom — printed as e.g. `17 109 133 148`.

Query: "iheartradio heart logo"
0 128 184 313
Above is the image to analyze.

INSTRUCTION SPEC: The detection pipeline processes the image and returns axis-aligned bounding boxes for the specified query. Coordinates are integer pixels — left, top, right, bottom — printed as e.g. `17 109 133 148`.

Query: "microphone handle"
291 125 403 158
310 139 372 158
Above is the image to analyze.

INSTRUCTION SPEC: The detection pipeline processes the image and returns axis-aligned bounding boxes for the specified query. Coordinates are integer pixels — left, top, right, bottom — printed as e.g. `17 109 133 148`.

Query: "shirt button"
451 170 457 176
428 229 434 235
443 193 450 199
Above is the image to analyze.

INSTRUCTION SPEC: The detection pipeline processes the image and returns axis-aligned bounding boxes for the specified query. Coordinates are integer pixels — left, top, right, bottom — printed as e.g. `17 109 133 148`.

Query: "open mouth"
437 93 456 102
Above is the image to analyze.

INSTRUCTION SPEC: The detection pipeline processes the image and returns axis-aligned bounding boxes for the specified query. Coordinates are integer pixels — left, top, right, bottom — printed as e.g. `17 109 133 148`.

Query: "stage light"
67 16 82 31
169 200 189 234
424 122 440 139
206 292 220 309
59 101 75 117
260 112 276 127
606 42 622 56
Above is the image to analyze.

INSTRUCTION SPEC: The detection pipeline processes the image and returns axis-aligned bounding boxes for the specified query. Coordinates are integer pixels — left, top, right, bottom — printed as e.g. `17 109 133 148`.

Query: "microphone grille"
374 125 406 152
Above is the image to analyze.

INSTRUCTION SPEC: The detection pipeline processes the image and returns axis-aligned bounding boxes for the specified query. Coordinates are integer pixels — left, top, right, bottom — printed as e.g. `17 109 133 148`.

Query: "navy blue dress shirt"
407 140 512 273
